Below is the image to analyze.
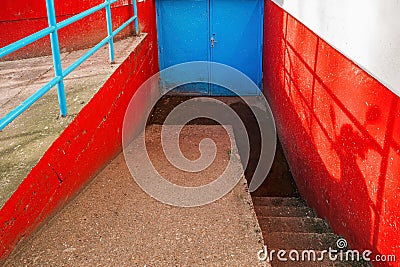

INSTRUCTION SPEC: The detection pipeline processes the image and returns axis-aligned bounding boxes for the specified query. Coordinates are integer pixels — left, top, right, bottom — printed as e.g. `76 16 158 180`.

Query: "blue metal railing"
0 0 139 130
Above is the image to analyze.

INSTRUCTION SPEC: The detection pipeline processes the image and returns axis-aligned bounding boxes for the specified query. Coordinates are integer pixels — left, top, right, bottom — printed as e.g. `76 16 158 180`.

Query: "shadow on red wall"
263 1 400 265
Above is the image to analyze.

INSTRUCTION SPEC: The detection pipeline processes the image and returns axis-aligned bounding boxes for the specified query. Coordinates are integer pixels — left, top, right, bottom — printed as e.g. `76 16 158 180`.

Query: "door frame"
155 0 264 96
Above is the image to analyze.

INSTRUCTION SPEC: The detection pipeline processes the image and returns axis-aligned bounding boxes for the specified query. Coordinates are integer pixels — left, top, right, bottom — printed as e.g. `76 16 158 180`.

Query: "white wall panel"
273 0 400 96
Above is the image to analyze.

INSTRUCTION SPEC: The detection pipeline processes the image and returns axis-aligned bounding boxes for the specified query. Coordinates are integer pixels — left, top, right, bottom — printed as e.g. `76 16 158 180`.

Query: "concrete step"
264 250 369 267
255 205 316 218
259 217 331 233
263 232 339 250
252 197 306 207
253 196 371 266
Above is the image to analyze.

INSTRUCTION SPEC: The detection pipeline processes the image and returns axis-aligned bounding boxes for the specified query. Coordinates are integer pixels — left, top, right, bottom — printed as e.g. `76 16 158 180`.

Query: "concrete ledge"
0 36 145 208
0 32 159 261
6 125 267 266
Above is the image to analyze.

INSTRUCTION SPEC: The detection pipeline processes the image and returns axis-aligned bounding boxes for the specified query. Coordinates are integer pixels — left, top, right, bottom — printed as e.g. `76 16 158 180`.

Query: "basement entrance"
148 95 299 197
156 0 264 95
147 96 366 266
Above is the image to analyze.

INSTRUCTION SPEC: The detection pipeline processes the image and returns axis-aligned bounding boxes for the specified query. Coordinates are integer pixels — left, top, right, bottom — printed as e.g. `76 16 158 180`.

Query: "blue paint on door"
157 0 210 94
210 0 263 95
156 0 263 96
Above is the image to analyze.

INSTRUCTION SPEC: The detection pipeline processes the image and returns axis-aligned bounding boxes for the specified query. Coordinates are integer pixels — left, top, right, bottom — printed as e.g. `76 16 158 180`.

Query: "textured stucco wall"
263 1 399 264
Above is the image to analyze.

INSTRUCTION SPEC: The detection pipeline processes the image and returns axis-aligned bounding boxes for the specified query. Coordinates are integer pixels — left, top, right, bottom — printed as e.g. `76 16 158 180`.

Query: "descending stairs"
147 96 370 266
253 197 369 266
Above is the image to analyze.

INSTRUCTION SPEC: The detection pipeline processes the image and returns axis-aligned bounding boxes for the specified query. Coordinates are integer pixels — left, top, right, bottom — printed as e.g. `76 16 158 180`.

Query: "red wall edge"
263 1 399 265
0 0 146 60
0 0 159 262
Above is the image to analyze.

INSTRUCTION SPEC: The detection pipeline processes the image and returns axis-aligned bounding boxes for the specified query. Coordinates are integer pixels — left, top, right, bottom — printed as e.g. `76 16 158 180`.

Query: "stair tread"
259 216 331 233
255 205 316 218
252 197 306 207
252 197 369 266
263 232 340 250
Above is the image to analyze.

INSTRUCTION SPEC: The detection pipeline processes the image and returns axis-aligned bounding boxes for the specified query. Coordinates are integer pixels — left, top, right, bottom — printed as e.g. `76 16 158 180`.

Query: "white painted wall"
273 0 400 97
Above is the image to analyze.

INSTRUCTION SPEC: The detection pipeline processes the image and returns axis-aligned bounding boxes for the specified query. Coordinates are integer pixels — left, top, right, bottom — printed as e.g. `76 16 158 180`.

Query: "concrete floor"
0 35 145 208
148 96 299 198
6 125 268 266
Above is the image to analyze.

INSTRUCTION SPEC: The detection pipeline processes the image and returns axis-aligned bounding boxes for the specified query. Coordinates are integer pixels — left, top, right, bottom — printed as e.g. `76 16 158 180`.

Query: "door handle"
211 37 218 48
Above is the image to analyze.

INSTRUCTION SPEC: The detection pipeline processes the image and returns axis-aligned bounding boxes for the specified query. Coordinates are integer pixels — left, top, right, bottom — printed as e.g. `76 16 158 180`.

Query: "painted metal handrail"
0 0 139 130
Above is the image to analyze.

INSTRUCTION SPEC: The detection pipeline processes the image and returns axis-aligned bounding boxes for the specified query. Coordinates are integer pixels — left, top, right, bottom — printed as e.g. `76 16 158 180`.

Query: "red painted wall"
263 1 399 265
0 0 159 262
0 0 141 60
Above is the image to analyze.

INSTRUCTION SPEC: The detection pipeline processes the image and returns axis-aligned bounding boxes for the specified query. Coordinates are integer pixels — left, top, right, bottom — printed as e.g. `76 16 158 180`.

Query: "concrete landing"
5 125 267 266
0 35 145 208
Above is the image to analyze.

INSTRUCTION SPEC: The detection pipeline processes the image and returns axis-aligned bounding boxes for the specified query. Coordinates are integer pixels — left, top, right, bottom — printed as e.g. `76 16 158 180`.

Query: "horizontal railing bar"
57 0 118 30
0 0 120 59
0 26 55 58
0 76 62 130
0 1 139 130
63 15 136 77
113 16 136 36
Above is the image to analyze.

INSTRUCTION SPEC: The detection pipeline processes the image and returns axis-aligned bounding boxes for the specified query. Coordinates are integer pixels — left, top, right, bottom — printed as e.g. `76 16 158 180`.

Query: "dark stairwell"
149 95 369 267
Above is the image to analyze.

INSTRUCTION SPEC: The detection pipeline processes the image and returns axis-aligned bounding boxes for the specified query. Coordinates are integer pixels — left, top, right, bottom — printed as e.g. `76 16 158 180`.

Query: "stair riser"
252 197 306 207
255 206 316 218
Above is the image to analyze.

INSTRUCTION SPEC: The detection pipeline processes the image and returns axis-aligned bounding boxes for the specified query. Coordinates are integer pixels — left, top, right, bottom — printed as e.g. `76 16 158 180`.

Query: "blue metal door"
210 0 263 95
156 0 210 94
156 0 263 96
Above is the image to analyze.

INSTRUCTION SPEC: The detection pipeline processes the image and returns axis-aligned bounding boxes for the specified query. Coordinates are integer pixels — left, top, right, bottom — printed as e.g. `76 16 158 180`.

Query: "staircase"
253 196 369 266
147 96 370 266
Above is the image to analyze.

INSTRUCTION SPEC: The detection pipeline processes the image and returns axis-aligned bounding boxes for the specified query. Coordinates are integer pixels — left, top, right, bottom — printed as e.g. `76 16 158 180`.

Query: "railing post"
45 0 67 117
132 0 139 35
105 0 115 63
